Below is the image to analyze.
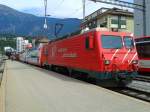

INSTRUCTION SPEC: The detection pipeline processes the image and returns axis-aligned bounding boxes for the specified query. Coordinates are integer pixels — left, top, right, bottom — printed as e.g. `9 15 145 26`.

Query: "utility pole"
44 0 48 29
143 0 146 36
83 0 86 20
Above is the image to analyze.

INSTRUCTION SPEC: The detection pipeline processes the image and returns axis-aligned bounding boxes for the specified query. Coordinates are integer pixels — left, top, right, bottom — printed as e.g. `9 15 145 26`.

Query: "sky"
0 0 133 18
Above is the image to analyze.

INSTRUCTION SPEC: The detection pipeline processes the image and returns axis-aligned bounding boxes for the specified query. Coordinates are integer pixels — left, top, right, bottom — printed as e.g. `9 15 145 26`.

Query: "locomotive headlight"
104 60 110 65
132 60 138 64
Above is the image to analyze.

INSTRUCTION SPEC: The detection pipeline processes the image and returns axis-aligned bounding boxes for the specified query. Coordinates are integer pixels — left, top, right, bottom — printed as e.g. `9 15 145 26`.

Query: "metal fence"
0 55 5 85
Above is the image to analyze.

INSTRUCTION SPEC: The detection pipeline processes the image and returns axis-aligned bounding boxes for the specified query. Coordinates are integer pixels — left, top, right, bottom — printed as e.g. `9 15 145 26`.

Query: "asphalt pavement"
3 61 150 112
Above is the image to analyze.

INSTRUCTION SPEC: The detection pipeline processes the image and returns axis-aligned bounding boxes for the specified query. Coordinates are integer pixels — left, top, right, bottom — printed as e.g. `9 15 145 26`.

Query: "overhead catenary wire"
50 0 65 14
89 0 144 10
68 1 90 18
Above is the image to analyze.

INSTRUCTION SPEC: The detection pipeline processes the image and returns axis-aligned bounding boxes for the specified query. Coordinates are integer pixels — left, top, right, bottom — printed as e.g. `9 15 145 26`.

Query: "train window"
101 35 122 49
30 50 38 58
136 43 150 58
44 48 48 55
85 36 94 49
85 37 89 49
124 36 134 49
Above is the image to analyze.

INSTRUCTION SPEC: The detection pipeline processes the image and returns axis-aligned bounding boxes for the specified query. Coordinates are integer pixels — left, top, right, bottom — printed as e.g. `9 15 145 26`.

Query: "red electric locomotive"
135 36 150 74
46 28 138 86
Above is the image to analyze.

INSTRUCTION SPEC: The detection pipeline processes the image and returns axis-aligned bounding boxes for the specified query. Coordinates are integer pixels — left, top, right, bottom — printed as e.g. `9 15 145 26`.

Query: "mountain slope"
0 4 81 37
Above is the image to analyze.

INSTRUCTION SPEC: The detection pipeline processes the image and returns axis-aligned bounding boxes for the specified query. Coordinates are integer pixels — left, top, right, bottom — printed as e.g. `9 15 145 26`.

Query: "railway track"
134 75 150 83
110 87 150 103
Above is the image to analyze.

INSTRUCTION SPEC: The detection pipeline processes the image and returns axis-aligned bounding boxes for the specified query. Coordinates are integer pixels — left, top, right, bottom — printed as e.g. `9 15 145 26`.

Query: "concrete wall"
134 0 150 37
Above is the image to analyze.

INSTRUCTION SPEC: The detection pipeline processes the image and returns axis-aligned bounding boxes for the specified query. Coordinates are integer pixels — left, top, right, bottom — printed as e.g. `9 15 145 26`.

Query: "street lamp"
43 0 49 29
44 19 48 29
43 14 51 29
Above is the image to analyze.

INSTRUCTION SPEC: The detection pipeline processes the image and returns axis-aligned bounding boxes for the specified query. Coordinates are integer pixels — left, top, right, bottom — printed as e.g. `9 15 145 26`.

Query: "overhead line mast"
44 0 48 29
89 0 144 10
83 0 86 19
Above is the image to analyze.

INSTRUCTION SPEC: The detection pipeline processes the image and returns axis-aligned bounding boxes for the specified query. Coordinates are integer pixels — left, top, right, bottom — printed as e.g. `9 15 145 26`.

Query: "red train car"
40 44 49 68
46 28 138 86
135 36 150 74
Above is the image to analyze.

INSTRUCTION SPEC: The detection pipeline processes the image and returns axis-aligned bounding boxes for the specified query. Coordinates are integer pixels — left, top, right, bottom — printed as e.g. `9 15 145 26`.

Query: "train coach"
19 44 48 67
135 36 150 74
45 28 138 87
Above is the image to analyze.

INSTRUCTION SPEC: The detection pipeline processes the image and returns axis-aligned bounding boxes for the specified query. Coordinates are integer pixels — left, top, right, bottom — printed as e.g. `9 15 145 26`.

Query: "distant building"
16 37 30 53
16 37 24 53
32 36 49 48
81 7 134 33
24 40 29 49
134 0 150 36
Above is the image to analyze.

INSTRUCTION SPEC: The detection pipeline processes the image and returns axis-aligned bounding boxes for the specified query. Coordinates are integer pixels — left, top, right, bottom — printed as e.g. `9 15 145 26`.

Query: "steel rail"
109 87 150 102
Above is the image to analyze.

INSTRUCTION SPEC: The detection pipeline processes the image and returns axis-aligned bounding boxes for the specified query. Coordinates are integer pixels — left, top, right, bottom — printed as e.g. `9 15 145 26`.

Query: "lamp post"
44 0 48 29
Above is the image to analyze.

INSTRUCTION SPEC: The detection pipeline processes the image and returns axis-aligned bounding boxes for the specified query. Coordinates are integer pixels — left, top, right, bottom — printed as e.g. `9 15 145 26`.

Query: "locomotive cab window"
124 36 134 49
101 35 122 49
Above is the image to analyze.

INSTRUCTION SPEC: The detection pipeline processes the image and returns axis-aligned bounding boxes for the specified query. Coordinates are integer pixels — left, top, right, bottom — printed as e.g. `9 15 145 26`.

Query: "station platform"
0 61 150 112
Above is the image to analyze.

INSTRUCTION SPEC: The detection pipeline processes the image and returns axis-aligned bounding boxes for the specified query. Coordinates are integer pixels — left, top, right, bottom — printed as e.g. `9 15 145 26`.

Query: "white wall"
16 37 24 53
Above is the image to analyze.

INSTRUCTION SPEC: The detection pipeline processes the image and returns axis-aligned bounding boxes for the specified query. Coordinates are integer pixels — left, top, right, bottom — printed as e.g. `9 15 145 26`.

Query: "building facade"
81 8 134 33
16 37 24 53
134 0 150 37
16 37 29 53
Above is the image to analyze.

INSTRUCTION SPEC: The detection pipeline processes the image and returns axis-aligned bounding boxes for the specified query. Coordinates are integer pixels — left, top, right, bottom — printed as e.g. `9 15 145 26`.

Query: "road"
3 61 150 112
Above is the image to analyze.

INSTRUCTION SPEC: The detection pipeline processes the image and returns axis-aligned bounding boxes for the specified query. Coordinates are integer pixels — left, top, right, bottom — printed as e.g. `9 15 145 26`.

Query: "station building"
81 7 134 33
134 0 150 36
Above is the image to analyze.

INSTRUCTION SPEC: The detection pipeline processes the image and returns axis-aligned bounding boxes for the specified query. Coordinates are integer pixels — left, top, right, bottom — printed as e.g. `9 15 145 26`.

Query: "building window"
88 20 97 29
92 20 97 28
111 19 118 24
100 22 107 27
120 17 126 29
111 16 126 29
111 16 118 28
